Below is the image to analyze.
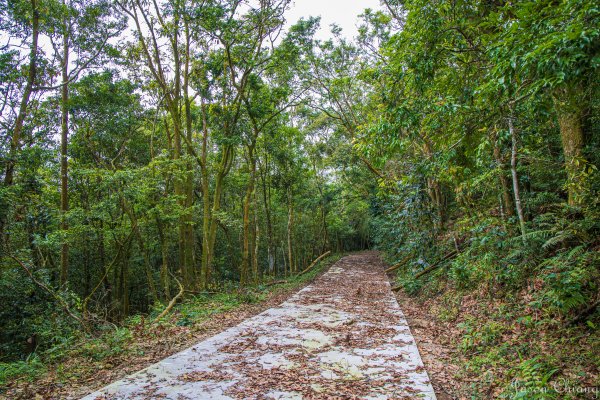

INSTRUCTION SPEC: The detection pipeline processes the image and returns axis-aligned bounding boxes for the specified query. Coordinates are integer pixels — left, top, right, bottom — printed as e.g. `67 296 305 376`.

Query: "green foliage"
0 254 339 388
541 248 599 315
78 328 132 362
0 356 45 387
0 262 80 360
350 0 600 397
505 358 559 400
1 0 599 395
459 318 506 354
172 292 265 327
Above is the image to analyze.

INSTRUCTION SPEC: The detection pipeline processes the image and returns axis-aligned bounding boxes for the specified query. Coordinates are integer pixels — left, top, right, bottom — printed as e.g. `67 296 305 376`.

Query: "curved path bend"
83 253 436 399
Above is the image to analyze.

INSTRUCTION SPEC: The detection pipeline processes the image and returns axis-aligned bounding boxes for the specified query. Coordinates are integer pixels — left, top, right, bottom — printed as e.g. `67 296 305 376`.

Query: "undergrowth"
0 254 340 395
384 203 600 399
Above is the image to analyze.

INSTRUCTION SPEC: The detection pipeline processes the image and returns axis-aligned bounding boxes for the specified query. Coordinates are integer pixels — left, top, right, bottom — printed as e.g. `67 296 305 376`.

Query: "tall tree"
49 0 125 283
0 0 40 248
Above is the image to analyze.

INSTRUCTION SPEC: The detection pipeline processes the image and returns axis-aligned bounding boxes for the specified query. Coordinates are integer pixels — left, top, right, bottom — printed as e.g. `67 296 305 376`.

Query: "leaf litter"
81 252 436 399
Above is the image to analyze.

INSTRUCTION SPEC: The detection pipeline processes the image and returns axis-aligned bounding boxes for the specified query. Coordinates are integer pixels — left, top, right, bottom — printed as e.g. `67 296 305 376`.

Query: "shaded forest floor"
394 284 600 399
0 255 341 400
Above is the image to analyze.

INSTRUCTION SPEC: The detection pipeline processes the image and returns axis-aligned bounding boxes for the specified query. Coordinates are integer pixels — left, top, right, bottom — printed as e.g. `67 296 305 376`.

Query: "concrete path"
82 253 436 399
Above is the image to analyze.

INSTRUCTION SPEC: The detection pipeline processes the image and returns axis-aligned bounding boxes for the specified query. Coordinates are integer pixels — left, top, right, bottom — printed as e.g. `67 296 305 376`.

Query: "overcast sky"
284 0 382 40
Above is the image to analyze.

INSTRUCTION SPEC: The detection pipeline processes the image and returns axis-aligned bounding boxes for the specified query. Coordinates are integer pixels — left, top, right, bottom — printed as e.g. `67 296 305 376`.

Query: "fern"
566 245 586 260
506 358 560 399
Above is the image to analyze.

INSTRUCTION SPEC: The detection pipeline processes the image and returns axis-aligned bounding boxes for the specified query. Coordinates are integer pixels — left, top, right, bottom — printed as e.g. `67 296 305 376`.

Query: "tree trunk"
241 144 256 287
199 102 211 289
170 16 194 291
1 0 39 246
508 115 527 241
122 198 158 303
156 217 171 300
282 243 287 277
121 251 130 319
490 127 515 218
260 155 275 274
98 220 110 307
202 146 233 289
181 19 195 288
553 86 588 206
252 190 260 285
312 160 329 253
60 5 70 284
423 141 445 230
170 104 194 290
287 188 295 273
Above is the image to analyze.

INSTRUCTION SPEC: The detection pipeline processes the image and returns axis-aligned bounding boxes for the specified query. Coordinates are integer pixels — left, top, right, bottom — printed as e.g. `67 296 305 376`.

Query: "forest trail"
82 253 435 399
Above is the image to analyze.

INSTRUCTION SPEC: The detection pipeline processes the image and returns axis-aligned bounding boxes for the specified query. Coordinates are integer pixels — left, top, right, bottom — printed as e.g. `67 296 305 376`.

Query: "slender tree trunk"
260 156 275 274
113 248 120 318
115 233 132 320
1 0 39 246
122 199 158 303
60 6 70 284
116 231 131 320
320 205 329 253
312 161 329 253
508 115 527 241
553 86 588 206
199 101 212 290
121 249 130 318
172 63 194 290
282 243 287 277
171 105 195 290
423 141 445 230
98 220 110 307
156 217 170 300
200 177 211 288
252 190 259 285
207 173 224 277
182 19 195 288
82 188 90 295
287 187 295 273
241 144 256 287
203 146 233 288
491 127 515 218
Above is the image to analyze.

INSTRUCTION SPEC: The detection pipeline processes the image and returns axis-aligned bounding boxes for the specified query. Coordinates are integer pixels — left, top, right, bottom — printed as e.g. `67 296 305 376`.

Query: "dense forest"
1 0 599 398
